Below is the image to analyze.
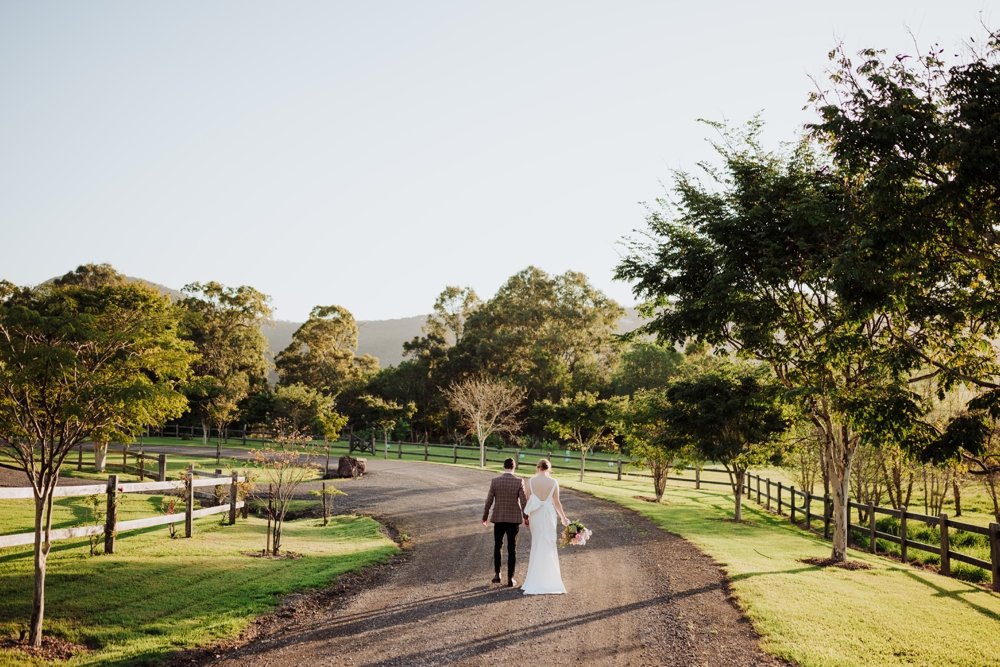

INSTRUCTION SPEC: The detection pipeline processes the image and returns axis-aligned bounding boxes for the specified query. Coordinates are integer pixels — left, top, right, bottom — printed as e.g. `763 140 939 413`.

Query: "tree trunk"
952 479 962 517
734 473 744 522
29 486 55 647
477 426 485 468
578 449 587 482
201 420 209 446
93 441 108 473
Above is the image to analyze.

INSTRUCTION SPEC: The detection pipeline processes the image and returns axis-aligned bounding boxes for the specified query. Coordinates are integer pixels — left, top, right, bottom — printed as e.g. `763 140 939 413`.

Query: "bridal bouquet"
560 520 593 547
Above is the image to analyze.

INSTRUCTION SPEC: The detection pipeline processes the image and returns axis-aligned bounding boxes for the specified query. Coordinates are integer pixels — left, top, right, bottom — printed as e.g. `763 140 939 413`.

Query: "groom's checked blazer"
482 472 527 524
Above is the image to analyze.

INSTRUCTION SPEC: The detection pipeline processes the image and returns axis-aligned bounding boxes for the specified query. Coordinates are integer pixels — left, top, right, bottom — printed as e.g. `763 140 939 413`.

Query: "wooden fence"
739 471 1000 592
74 444 168 481
0 470 245 551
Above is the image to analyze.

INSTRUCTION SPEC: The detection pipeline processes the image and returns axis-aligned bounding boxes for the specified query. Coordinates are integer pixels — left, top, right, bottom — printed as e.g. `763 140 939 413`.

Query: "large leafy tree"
180 282 271 457
455 267 623 405
275 305 378 398
664 365 789 520
616 123 919 561
811 33 1000 473
0 276 192 647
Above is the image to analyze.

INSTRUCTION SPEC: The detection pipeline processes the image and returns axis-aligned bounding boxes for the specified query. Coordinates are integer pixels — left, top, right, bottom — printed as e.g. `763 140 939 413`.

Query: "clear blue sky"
0 2 991 321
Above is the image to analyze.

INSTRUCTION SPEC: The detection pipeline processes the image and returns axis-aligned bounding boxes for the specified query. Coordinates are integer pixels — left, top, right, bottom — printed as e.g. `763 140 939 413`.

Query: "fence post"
397 441 403 459
938 513 950 576
453 445 458 464
823 496 831 539
185 466 194 538
765 479 771 511
424 443 429 462
157 454 167 482
756 475 761 504
616 458 623 481
122 445 127 472
777 482 783 515
869 502 877 553
138 454 145 481
229 472 238 525
900 507 909 563
989 523 1000 593
104 474 119 554
805 492 812 529
695 467 701 490
790 486 796 524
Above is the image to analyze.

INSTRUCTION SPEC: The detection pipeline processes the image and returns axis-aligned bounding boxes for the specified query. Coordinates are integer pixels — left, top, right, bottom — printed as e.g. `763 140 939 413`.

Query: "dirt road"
181 459 782 666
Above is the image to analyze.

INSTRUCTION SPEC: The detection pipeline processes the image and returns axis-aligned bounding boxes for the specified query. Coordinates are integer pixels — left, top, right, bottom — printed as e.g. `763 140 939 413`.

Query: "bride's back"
531 475 556 499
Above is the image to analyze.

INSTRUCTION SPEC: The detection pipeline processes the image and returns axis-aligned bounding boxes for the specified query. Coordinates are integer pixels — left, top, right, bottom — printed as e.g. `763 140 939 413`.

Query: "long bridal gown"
521 477 566 595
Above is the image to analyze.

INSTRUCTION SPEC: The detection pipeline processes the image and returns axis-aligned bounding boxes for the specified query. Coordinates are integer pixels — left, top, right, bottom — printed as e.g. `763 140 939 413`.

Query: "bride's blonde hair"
536 459 551 471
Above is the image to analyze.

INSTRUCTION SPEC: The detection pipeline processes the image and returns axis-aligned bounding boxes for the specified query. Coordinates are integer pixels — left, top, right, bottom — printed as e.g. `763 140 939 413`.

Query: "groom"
481 457 527 587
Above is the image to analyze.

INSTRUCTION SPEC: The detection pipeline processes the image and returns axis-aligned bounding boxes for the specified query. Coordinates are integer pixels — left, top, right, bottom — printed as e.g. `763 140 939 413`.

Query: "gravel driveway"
174 458 784 667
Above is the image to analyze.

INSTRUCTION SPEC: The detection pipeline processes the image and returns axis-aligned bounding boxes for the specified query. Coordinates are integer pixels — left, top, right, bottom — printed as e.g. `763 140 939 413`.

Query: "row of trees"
616 30 1000 561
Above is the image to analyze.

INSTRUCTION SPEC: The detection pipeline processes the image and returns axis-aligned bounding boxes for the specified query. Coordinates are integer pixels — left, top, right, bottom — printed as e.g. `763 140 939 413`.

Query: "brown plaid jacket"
483 472 527 524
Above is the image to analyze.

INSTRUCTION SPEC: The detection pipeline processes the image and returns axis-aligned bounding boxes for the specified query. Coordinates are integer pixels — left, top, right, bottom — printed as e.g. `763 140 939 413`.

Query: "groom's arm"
518 480 528 524
482 482 496 524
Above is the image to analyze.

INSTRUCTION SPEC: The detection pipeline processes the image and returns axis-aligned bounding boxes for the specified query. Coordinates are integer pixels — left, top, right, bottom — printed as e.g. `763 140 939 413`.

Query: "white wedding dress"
521 477 566 595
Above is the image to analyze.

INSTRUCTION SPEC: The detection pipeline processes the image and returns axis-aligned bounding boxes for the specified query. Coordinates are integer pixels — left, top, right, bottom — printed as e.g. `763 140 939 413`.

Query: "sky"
0 2 993 322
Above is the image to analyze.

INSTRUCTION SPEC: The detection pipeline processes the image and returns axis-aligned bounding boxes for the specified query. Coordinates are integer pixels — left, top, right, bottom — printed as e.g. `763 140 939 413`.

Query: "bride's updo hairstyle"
536 459 551 471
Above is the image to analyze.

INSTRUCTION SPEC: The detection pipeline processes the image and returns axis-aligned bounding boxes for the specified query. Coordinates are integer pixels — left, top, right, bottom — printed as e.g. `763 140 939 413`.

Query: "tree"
441 375 526 467
252 422 320 555
0 277 192 647
537 392 623 481
273 382 347 477
616 123 918 560
610 340 682 397
810 33 1000 464
355 394 416 450
455 267 624 405
621 389 691 502
180 282 271 460
275 305 378 397
664 366 789 521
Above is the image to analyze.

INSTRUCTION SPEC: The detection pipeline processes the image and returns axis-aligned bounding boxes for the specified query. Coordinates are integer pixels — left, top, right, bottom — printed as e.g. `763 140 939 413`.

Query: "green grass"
0 514 398 666
556 474 1000 667
0 494 180 537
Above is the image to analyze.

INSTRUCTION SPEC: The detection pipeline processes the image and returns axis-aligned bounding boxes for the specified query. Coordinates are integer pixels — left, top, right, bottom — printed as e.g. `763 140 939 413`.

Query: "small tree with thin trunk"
251 420 320 555
537 392 623 481
0 277 191 647
621 389 692 502
442 375 526 467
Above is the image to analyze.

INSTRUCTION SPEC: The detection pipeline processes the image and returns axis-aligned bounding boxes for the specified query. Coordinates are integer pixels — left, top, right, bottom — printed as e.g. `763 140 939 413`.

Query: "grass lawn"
0 514 398 666
557 474 1000 667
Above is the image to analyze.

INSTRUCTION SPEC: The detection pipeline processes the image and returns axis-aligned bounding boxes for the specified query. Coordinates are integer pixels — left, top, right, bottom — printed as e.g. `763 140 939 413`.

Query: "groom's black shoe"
507 578 517 587
491 575 501 585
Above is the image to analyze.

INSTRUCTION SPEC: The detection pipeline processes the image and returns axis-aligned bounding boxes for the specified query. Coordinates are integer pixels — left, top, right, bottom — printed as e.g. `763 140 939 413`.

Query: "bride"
521 459 570 595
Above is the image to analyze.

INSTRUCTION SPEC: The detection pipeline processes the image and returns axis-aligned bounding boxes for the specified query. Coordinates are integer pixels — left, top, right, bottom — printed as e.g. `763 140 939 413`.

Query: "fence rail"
0 471 245 550
741 471 1000 592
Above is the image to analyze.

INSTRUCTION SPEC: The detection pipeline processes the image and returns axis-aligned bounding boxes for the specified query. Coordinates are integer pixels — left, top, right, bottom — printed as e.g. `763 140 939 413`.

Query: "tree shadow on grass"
893 567 1000 623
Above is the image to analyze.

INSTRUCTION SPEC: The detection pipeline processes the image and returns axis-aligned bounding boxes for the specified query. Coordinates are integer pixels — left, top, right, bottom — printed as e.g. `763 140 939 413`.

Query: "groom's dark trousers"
493 522 519 580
